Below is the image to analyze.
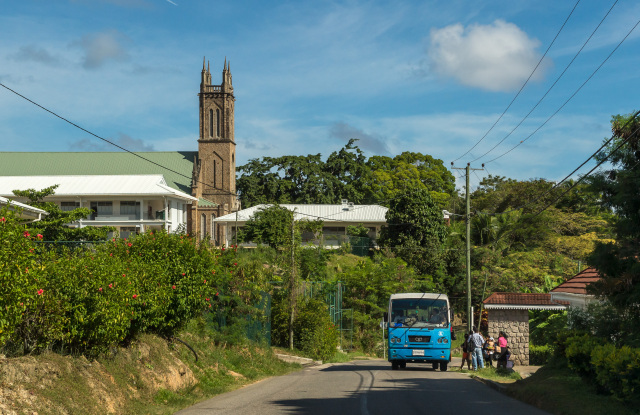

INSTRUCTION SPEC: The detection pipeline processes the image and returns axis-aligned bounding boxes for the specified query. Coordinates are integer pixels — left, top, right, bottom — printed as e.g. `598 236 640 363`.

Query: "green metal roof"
198 197 218 207
0 152 196 194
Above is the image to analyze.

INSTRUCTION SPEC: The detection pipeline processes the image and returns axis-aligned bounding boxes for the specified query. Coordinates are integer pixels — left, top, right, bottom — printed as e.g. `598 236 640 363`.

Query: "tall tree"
588 112 640 327
378 188 448 277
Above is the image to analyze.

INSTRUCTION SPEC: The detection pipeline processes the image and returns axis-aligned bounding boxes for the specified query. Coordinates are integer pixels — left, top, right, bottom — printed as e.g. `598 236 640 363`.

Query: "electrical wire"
0 82 239 198
484 16 640 165
472 0 620 163
453 0 581 162
481 112 640 217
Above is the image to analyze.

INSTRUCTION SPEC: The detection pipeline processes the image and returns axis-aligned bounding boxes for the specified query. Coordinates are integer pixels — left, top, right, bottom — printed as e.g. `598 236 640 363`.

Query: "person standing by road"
467 326 485 370
460 331 472 370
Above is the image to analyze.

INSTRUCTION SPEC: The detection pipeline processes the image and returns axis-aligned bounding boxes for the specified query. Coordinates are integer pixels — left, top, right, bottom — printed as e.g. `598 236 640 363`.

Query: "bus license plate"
412 350 424 356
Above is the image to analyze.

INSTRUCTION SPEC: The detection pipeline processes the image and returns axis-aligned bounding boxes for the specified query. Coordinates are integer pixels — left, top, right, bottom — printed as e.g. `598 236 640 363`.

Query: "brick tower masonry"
190 58 238 244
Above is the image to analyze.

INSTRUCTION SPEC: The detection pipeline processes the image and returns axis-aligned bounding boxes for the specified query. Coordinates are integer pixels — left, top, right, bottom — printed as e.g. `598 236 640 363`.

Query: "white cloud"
72 30 131 69
428 20 550 92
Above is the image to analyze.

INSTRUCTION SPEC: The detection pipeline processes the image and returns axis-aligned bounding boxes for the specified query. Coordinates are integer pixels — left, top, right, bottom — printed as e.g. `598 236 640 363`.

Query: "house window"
119 201 140 216
90 201 112 218
210 214 216 241
209 109 213 137
60 201 79 212
201 213 206 240
216 109 221 137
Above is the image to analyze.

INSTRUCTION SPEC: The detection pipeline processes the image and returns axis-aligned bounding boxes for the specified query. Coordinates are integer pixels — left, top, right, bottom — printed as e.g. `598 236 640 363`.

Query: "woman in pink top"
496 331 509 368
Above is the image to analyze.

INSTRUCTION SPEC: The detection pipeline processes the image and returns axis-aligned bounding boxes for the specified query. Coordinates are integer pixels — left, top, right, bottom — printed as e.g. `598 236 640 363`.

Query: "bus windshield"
390 298 449 328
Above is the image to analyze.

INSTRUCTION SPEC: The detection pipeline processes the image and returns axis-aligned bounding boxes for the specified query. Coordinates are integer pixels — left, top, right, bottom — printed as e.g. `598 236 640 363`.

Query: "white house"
0 175 197 238
550 267 602 309
214 201 388 247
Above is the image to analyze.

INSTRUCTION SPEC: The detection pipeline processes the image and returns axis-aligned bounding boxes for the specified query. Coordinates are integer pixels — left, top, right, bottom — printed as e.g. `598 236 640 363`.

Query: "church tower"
191 58 238 244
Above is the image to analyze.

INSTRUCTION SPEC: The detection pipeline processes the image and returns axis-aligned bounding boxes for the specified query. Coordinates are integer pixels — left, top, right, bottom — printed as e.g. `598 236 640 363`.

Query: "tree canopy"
236 140 455 209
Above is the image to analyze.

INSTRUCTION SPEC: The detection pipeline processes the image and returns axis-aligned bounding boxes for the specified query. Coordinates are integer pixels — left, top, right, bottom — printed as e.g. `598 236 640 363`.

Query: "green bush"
565 334 604 379
591 344 640 401
529 344 554 365
1 211 265 357
294 298 338 361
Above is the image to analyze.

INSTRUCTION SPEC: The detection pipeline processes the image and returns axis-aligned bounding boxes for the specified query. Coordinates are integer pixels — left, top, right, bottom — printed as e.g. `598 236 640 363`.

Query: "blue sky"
1 0 639 191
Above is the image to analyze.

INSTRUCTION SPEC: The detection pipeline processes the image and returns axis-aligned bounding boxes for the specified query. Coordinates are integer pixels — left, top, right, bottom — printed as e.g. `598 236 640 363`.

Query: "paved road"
175 360 549 415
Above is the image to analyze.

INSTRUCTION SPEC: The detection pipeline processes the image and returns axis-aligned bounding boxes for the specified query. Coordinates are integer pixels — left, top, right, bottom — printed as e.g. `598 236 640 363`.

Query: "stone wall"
487 309 529 365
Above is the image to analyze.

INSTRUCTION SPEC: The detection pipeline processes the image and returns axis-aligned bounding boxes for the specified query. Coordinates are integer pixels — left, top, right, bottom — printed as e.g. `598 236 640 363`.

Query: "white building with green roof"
0 60 240 242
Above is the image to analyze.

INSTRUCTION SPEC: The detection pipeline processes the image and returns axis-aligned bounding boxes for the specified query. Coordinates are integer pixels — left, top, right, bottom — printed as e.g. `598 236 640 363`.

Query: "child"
483 336 496 367
460 332 472 370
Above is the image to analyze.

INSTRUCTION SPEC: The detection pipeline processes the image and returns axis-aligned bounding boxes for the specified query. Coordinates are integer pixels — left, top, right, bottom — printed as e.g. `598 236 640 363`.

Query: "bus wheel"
400 361 406 369
392 362 399 370
432 363 438 370
439 362 448 372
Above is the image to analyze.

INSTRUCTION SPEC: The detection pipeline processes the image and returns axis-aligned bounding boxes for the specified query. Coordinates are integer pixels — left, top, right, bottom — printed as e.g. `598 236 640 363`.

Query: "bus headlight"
437 337 449 344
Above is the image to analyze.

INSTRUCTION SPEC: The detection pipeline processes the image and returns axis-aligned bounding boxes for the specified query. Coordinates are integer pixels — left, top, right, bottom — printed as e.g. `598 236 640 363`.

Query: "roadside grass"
506 359 639 415
11 317 302 415
453 365 522 382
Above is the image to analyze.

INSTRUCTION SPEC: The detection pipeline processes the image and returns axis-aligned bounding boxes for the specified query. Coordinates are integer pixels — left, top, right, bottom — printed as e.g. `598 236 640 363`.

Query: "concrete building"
214 202 388 247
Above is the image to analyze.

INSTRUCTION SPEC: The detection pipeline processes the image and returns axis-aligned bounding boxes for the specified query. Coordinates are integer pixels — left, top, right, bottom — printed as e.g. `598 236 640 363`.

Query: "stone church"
0 59 239 244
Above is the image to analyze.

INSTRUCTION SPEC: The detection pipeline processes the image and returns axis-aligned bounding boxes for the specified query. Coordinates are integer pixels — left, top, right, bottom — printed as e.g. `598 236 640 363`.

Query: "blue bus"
385 293 453 371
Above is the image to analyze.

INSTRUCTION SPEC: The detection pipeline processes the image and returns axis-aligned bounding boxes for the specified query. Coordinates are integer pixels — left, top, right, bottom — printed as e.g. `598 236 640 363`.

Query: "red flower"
99 287 103 292
234 263 237 266
215 292 219 296
211 271 215 274
182 273 186 276
172 285 176 290
127 243 132 247
37 234 43 239
109 284 113 288
208 304 212 308
204 280 207 284
132 294 138 299
205 298 210 301
23 231 30 238
37 289 43 295
221 247 225 251
0 217 5 223
110 253 113 257
122 274 126 278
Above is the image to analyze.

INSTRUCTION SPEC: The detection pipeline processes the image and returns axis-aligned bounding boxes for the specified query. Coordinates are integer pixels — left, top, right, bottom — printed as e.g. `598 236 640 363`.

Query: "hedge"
1 208 259 356
564 334 640 401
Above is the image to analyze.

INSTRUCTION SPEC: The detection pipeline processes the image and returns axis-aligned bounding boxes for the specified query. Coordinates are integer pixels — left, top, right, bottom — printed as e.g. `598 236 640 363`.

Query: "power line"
472 0 621 163
484 15 640 165
481 111 640 217
453 0 581 162
0 82 239 199
528 124 640 219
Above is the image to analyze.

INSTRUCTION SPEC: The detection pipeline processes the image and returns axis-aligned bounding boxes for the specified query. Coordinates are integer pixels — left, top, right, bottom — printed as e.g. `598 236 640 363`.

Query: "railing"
203 85 221 93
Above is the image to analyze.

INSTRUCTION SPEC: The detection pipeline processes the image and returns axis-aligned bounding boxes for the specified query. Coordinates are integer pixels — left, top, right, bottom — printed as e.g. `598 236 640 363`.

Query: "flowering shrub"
0 211 264 356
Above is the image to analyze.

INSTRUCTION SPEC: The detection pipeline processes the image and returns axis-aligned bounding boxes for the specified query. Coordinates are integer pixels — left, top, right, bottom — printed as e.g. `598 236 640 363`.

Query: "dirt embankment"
0 336 196 415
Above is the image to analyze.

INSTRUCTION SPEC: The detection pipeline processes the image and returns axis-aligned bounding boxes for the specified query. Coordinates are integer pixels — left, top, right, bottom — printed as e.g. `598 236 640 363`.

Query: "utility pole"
289 208 296 350
452 162 483 333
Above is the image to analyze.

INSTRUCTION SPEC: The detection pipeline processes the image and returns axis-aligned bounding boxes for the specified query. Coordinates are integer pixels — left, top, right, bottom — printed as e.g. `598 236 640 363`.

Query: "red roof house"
550 267 601 308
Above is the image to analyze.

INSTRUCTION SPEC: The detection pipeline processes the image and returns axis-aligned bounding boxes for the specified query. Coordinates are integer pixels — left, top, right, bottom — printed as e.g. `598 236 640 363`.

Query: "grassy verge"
452 365 522 383
2 317 302 415
506 359 638 415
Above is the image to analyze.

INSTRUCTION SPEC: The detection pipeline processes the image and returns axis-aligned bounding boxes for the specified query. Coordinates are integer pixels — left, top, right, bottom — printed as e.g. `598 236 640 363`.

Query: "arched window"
210 214 216 242
200 213 206 240
216 109 221 137
209 109 213 137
